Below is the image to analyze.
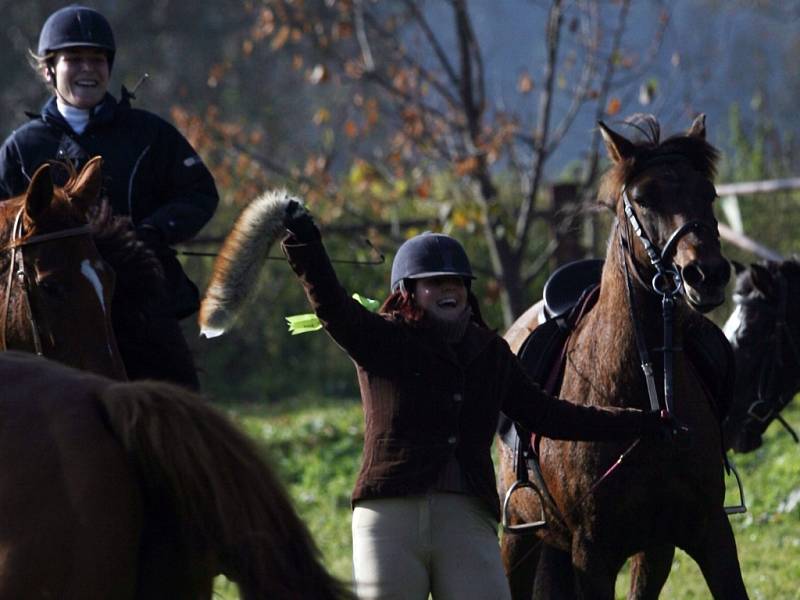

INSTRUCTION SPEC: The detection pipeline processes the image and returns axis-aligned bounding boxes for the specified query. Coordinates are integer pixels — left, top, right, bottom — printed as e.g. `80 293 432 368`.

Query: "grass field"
213 398 800 599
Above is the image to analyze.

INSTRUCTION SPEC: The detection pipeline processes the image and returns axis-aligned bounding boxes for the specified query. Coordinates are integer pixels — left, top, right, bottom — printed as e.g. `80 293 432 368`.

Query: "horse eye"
37 276 68 299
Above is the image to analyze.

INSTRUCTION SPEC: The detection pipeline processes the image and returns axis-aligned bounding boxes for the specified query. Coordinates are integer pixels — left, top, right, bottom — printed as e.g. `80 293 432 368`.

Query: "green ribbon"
286 293 381 335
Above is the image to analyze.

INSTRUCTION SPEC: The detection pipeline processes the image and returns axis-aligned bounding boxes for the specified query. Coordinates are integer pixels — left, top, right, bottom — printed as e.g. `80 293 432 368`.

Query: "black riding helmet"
390 232 475 292
37 6 116 69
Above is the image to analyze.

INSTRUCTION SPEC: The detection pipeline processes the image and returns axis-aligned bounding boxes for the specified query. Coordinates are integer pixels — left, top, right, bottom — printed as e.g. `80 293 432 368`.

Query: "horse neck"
587 237 692 374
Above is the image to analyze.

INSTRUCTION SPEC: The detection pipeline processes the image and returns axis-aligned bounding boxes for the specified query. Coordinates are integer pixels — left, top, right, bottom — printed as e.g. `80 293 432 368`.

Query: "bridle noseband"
0 207 94 355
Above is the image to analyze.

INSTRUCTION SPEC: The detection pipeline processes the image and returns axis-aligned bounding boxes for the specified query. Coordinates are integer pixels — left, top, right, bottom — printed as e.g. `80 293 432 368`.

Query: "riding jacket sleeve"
282 236 412 376
0 134 28 200
134 116 218 245
499 337 652 441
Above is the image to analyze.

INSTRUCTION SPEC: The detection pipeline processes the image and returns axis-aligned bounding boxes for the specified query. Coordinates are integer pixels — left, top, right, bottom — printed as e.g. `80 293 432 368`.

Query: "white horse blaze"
80 259 115 357
722 305 743 341
80 259 107 313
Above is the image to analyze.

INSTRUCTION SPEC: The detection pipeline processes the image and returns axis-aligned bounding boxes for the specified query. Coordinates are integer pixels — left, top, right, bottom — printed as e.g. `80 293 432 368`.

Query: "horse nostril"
682 263 705 288
682 259 731 288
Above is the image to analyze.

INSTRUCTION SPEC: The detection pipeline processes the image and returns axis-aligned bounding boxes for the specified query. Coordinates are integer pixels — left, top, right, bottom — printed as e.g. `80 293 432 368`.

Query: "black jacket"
0 94 219 317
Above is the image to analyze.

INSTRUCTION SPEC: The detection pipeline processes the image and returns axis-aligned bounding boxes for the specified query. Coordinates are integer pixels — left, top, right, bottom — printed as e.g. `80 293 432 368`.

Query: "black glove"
135 223 166 248
284 199 321 242
642 409 690 442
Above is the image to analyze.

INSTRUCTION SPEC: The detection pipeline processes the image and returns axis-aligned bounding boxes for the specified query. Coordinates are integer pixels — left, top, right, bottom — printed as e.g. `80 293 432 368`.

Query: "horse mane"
599 114 720 203
100 381 352 599
88 200 166 315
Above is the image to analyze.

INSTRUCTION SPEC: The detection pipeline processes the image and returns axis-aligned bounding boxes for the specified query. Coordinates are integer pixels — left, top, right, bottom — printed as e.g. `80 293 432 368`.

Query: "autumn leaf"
312 108 330 125
270 25 291 50
308 64 329 85
606 98 621 116
454 156 479 177
517 72 534 94
344 120 359 138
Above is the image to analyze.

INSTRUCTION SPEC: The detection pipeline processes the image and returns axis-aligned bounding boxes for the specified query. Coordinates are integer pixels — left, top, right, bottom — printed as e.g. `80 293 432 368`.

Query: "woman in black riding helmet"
281 200 681 600
0 5 218 389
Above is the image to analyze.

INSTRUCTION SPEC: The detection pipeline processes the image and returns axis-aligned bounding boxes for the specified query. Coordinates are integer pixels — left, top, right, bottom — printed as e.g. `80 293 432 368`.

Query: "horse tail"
199 188 298 338
99 380 353 600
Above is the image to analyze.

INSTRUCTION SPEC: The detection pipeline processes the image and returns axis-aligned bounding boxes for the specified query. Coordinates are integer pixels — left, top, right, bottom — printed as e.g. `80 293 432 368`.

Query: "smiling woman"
50 47 111 110
0 5 219 389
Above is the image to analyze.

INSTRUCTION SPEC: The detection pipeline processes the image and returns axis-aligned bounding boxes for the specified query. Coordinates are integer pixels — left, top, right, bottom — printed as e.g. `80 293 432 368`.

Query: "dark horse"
0 161 352 598
498 115 748 599
723 258 800 453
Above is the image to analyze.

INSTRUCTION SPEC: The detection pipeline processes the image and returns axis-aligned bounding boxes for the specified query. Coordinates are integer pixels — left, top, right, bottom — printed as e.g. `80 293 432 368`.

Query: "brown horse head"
723 258 800 452
598 114 730 312
0 157 127 379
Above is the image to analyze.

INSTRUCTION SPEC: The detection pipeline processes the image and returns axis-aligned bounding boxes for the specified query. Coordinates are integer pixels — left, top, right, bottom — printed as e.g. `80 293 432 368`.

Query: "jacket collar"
412 318 496 367
39 93 121 132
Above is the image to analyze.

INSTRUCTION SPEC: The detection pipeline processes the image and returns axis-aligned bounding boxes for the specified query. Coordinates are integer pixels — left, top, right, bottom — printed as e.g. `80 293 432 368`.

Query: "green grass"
213 398 800 599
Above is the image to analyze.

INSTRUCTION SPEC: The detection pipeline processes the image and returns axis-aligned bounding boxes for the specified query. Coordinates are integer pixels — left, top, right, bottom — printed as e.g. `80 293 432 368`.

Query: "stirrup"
501 479 548 534
724 455 747 515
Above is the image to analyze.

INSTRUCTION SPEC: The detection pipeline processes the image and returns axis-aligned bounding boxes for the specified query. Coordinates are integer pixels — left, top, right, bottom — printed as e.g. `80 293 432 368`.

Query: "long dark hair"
379 283 489 329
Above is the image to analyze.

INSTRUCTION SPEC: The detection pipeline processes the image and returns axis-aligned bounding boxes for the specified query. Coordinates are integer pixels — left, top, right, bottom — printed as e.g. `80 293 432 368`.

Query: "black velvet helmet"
37 6 116 68
390 232 475 292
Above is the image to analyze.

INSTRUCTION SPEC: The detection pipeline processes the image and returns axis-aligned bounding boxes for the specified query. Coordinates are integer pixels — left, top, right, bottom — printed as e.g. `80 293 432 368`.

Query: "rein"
732 275 800 443
0 208 94 355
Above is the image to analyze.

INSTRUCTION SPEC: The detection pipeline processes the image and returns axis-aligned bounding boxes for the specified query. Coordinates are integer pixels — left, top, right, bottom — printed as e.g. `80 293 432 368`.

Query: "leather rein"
732 274 800 443
0 207 93 355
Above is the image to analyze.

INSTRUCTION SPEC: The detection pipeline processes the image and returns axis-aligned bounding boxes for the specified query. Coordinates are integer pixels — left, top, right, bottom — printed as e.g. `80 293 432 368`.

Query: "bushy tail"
199 189 299 338
100 380 353 600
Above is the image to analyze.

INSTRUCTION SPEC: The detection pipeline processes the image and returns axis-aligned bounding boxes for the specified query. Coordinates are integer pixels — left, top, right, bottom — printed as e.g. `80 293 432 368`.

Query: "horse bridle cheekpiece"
732 272 800 443
0 207 93 355
620 186 716 415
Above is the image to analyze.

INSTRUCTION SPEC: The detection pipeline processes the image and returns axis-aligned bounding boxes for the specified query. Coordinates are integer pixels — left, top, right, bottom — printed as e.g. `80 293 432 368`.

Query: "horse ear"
598 121 636 164
70 156 104 214
24 163 55 223
750 263 774 297
687 114 706 140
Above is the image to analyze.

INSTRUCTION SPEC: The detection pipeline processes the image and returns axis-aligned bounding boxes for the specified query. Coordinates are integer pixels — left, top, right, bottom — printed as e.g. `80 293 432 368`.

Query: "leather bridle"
731 272 800 443
0 207 94 355
618 186 717 415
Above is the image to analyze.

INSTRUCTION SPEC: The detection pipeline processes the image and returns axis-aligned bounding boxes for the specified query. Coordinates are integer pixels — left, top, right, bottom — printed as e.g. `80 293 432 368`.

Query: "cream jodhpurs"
351 492 512 600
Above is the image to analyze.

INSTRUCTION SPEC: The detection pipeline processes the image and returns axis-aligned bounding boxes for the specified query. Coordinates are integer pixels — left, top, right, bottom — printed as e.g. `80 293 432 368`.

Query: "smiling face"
49 47 110 109
412 275 468 321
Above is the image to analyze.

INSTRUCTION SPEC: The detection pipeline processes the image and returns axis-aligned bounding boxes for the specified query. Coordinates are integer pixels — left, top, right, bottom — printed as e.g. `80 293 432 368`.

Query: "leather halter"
732 273 800 443
0 207 94 355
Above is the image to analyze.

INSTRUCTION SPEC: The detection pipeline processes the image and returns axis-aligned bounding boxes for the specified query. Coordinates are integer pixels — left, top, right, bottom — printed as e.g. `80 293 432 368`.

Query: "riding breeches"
351 492 512 600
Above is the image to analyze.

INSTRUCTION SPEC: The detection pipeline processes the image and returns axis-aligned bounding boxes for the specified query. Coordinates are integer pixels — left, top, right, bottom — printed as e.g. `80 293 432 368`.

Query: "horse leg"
570 537 622 600
627 545 675 600
501 532 541 600
532 543 575 600
681 513 749 600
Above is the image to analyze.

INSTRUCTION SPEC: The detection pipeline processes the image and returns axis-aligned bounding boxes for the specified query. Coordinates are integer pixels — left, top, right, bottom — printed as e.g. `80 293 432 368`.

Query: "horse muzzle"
680 257 731 312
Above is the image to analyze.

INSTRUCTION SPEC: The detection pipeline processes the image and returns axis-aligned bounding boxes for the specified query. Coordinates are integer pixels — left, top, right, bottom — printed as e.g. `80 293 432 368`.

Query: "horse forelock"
599 122 720 207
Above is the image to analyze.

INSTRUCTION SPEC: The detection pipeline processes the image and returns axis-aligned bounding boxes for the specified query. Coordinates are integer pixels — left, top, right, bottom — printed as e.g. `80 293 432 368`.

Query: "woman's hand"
284 199 321 242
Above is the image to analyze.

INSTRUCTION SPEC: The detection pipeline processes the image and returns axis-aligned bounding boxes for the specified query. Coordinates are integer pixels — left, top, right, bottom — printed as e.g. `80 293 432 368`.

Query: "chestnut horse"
723 258 800 453
0 157 127 378
0 162 352 598
498 115 748 599
0 350 352 599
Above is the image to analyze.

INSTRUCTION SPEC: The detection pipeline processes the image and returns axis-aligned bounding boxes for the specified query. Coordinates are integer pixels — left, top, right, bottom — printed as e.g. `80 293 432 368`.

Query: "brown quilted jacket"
283 237 648 520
